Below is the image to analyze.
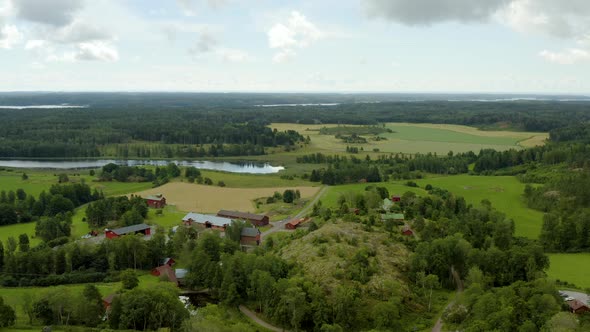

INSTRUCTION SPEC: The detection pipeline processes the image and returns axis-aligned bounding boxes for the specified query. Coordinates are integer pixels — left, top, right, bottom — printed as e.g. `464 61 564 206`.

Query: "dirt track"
133 182 320 213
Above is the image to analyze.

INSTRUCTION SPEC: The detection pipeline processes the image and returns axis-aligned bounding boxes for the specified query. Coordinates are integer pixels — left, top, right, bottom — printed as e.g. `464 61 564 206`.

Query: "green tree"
0 297 15 327
121 209 143 226
18 234 30 252
283 189 296 203
78 285 105 327
120 269 139 290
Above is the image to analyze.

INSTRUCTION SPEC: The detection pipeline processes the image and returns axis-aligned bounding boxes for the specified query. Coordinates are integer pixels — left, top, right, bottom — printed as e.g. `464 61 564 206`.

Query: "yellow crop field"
133 182 320 213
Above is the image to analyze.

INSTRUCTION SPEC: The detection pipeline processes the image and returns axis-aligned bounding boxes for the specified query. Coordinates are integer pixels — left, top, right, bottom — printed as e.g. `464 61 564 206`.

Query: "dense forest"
1 94 590 158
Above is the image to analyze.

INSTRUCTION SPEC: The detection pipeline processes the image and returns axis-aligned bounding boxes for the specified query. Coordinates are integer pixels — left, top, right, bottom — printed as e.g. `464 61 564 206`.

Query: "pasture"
414 175 544 238
132 182 321 213
321 182 427 208
547 253 590 290
270 122 547 156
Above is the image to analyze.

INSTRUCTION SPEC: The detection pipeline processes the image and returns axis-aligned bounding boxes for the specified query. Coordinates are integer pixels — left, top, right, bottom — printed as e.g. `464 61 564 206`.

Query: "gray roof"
241 227 260 237
110 223 151 235
183 213 234 227
218 210 267 221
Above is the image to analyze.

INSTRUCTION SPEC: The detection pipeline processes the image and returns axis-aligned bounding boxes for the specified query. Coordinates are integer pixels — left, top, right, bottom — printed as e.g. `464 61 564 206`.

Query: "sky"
0 0 589 94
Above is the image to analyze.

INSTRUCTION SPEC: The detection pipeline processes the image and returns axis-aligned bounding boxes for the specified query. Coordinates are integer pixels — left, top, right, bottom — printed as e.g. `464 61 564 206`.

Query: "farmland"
270 122 547 156
414 175 544 238
132 182 321 213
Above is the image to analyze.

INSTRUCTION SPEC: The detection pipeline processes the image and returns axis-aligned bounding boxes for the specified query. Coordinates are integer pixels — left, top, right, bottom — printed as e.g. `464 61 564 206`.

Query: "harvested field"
133 182 321 213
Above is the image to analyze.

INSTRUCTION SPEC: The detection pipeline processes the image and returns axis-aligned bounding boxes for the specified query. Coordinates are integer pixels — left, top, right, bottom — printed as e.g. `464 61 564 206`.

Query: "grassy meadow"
270 122 547 157
414 175 544 238
322 182 427 208
547 253 590 290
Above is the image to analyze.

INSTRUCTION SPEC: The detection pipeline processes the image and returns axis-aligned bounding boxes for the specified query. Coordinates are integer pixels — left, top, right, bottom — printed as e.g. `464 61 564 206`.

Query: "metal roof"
183 212 234 227
218 210 267 221
109 223 151 235
241 227 260 237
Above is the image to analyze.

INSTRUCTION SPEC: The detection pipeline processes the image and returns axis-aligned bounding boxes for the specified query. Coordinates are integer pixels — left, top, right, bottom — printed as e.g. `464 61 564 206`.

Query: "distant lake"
0 159 284 174
0 105 88 109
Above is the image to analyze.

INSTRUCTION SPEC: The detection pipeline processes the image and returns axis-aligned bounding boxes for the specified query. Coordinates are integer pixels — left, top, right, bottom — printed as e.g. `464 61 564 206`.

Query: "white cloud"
46 41 119 62
539 48 590 64
51 20 112 44
189 30 218 54
14 0 83 27
0 24 22 49
24 39 47 50
75 41 119 61
268 11 322 63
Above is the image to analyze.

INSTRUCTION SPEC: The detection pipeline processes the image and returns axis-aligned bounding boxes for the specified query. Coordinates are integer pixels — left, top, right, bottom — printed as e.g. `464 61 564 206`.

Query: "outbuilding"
392 195 401 202
217 210 270 227
151 265 179 285
568 300 590 314
241 227 261 246
144 194 166 208
105 223 151 239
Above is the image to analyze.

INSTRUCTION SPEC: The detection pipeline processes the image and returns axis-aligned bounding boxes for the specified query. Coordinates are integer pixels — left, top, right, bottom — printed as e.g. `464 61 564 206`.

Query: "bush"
405 181 418 187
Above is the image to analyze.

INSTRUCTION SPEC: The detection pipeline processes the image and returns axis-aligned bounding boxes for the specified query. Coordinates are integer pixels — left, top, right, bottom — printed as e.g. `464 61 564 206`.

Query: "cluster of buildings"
381 194 414 236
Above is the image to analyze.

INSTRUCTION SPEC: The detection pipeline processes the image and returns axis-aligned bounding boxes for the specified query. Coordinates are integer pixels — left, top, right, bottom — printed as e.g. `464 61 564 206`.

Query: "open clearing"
132 182 321 213
322 183 426 209
271 122 547 156
547 253 590 289
415 175 544 238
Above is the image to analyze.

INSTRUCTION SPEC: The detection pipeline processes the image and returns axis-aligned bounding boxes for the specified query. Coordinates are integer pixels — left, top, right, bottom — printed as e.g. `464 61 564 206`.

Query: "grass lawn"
146 205 187 229
547 253 590 289
415 175 544 239
0 274 162 327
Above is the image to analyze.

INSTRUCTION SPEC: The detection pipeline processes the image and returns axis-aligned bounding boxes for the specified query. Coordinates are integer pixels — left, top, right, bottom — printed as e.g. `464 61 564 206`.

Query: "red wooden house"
240 227 261 246
151 265 179 285
568 300 590 314
182 212 233 230
285 218 310 230
392 195 401 202
103 293 118 310
105 223 151 239
144 194 166 208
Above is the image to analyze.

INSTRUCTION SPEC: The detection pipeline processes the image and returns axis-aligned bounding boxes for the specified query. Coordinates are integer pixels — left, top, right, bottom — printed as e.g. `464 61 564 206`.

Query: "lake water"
0 105 88 109
0 159 284 174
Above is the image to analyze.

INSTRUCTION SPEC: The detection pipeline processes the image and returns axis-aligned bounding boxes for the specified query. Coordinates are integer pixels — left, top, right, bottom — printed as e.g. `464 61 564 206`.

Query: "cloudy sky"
0 0 589 93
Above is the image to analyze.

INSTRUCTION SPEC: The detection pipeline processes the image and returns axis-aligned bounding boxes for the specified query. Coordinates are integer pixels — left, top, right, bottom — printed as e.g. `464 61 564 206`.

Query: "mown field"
414 175 543 238
132 182 321 214
271 122 547 156
547 253 590 290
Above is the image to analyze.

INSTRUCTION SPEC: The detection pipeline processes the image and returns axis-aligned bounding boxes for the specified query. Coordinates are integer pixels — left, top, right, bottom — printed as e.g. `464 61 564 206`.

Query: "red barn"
402 225 414 236
163 257 175 266
145 194 166 208
151 265 179 285
240 227 261 246
182 213 233 230
105 223 151 239
286 218 309 230
392 195 401 202
568 300 590 314
217 210 269 227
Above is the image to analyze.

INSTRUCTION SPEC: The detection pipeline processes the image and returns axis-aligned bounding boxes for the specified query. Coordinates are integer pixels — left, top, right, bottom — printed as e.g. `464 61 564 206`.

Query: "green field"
414 175 543 238
271 122 547 157
547 253 590 289
321 182 427 208
0 168 154 197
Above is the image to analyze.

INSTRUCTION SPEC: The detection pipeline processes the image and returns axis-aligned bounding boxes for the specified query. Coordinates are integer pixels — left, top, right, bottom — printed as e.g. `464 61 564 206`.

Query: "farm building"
285 218 310 230
382 198 393 210
381 213 405 222
144 194 166 208
105 223 151 239
217 210 269 227
182 212 233 230
392 195 401 202
151 265 179 285
568 300 590 314
241 227 261 246
401 225 414 236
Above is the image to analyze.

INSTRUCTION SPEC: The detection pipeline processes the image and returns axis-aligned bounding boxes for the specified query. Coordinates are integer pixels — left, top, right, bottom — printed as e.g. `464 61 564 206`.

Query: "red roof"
152 265 178 284
103 293 118 304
